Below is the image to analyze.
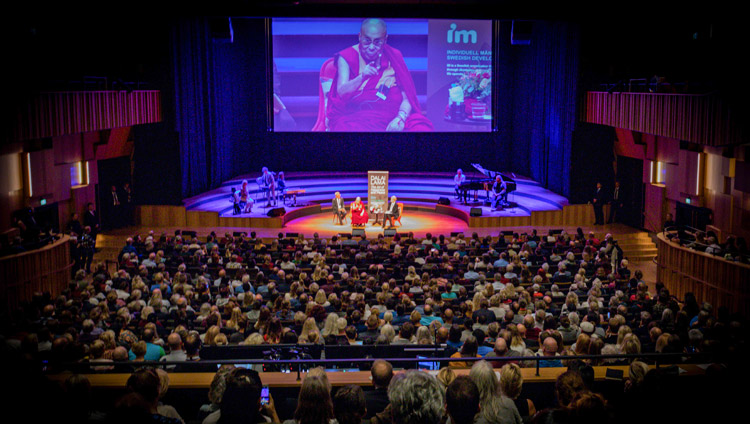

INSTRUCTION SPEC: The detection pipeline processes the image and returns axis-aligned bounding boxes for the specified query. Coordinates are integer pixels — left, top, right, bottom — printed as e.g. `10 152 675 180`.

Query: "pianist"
454 169 466 202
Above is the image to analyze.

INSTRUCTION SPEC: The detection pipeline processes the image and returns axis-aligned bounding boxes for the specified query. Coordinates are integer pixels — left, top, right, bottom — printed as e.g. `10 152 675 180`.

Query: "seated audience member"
469 360 522 424
203 367 279 424
333 385 367 424
118 368 182 424
284 373 335 424
382 370 444 424
155 369 185 423
499 363 536 418
450 336 481 368
445 376 481 424
365 359 393 418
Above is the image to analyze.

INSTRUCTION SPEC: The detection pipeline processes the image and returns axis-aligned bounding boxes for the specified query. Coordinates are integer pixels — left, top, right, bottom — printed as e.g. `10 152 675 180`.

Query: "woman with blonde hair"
499 363 536 418
436 367 456 389
469 360 522 424
226 307 245 331
300 317 322 345
314 289 330 307
573 333 591 355
507 324 526 354
616 325 633 349
379 323 396 343
321 313 339 339
415 325 433 345
204 325 221 346
404 266 418 283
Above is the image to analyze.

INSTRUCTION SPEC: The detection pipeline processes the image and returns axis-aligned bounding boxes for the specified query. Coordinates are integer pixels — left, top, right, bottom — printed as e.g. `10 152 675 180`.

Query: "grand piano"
457 163 517 204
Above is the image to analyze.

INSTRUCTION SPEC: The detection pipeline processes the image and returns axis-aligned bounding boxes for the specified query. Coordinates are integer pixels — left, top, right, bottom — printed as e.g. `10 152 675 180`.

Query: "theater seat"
312 58 336 132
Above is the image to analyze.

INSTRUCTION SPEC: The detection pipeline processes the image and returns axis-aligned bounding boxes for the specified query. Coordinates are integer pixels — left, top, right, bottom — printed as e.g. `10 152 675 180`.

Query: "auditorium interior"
1 2 748 423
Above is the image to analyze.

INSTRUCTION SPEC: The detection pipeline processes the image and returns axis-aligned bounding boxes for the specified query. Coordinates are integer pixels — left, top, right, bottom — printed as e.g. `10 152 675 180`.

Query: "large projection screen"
272 18 493 132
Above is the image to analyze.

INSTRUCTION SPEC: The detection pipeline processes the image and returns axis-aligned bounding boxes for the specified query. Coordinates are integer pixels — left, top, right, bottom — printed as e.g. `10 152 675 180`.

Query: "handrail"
44 351 712 378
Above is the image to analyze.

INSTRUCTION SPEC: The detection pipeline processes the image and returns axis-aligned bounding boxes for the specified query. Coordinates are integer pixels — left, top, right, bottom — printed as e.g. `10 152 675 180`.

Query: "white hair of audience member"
380 324 396 342
388 370 444 424
601 344 620 364
321 313 338 337
568 312 580 328
415 326 433 345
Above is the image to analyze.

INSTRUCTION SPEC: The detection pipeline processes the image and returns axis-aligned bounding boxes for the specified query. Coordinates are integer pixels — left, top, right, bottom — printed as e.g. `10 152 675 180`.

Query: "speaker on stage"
267 207 286 217
384 228 397 237
352 228 366 237
437 197 450 205
470 207 483 217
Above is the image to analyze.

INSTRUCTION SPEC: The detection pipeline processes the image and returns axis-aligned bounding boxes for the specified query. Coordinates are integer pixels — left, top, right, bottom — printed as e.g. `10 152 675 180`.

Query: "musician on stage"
492 175 507 210
454 168 466 202
239 180 253 213
384 195 400 228
276 171 287 204
259 167 277 206
350 197 368 227
332 191 347 225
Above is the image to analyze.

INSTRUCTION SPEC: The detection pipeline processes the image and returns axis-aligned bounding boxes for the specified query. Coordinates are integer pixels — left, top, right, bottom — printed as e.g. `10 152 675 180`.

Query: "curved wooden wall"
656 233 750 316
139 203 605 230
0 236 73 309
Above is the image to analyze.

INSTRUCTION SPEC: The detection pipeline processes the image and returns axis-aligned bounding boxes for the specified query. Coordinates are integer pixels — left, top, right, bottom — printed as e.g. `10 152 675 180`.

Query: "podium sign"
368 171 389 212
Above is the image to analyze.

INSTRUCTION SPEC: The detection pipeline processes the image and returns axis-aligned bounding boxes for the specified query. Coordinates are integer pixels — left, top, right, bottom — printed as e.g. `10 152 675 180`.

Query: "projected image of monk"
326 18 433 132
271 17 493 132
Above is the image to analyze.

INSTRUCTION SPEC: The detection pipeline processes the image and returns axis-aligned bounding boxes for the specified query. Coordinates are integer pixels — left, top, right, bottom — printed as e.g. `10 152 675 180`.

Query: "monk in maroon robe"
326 18 433 132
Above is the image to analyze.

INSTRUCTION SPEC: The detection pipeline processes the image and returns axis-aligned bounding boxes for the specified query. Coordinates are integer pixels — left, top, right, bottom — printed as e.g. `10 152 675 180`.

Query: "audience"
2 228 745 423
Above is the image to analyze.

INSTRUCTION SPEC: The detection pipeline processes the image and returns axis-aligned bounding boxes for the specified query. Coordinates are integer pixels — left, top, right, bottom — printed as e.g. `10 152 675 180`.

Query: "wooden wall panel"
585 92 742 147
0 236 73 310
12 91 162 142
137 206 187 227
186 211 220 228
644 184 666 232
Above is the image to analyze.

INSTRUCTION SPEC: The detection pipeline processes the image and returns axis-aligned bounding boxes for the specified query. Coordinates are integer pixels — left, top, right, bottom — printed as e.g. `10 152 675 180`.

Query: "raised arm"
336 55 378 96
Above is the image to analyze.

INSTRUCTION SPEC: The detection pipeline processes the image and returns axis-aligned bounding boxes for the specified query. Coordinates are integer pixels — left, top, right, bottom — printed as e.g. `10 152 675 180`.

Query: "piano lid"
471 163 500 180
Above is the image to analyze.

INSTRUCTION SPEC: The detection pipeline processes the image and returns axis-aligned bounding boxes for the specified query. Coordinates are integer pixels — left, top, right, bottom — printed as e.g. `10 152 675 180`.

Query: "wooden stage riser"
657 234 750 317
138 204 609 230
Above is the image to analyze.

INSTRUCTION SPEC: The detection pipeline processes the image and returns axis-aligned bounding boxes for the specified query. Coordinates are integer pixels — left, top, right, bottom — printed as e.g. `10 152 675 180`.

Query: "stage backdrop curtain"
510 21 580 197
172 18 244 199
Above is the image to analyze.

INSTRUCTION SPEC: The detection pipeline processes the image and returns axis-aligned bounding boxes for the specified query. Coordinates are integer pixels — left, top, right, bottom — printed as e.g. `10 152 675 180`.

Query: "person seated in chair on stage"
492 175 507 210
384 195 400 228
454 168 466 202
351 197 368 227
259 167 277 206
276 171 287 204
332 191 347 225
239 180 254 213
231 188 241 215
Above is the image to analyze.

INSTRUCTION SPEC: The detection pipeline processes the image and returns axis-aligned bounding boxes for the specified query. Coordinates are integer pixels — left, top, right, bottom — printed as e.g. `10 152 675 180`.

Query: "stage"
138 171 607 233
182 171 569 226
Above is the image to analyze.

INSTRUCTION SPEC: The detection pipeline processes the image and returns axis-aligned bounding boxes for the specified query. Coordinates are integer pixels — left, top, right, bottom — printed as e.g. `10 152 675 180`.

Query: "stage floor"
183 171 569 223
